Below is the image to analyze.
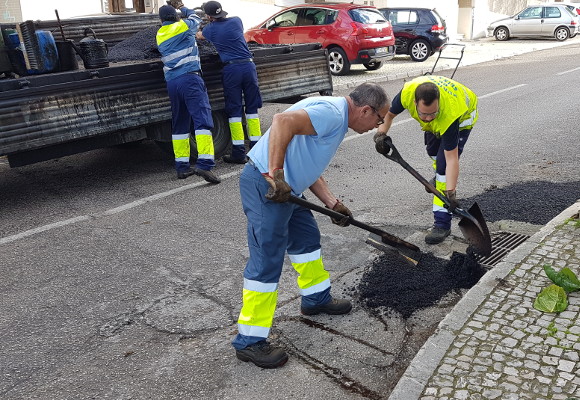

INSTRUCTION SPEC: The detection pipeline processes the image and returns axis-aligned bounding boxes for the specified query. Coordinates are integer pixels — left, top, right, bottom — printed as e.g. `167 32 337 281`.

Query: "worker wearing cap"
195 1 263 164
156 4 220 183
232 83 390 368
374 75 478 244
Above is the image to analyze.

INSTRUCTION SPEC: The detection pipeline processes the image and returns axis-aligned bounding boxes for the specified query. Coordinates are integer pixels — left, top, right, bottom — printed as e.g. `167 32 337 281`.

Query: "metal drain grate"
475 231 530 269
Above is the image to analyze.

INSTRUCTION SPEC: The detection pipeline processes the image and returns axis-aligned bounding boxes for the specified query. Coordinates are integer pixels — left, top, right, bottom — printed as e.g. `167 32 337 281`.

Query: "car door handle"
316 30 326 34
287 32 294 36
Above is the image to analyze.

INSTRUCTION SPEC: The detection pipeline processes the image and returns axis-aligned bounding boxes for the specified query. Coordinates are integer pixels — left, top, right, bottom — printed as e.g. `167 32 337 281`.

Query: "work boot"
235 341 288 369
425 227 451 244
301 298 352 316
193 167 221 184
177 169 196 179
223 155 248 164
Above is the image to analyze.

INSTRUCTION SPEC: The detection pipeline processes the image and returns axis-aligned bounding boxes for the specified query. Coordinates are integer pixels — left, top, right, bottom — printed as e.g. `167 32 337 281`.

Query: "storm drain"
475 231 530 269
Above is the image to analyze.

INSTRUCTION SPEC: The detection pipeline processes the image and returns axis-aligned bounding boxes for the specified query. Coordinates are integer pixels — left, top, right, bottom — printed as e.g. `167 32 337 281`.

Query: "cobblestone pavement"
389 201 580 400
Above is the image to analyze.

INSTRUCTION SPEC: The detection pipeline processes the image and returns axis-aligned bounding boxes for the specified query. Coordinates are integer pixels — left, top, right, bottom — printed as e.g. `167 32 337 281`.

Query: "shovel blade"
458 202 492 257
366 233 421 265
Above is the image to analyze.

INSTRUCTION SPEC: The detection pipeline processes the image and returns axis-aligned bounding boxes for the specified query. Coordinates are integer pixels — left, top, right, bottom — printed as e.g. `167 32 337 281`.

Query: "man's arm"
309 177 337 209
376 90 404 135
267 109 316 176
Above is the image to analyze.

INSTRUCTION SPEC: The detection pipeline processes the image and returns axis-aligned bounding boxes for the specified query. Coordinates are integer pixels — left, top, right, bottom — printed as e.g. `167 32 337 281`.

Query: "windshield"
350 8 387 24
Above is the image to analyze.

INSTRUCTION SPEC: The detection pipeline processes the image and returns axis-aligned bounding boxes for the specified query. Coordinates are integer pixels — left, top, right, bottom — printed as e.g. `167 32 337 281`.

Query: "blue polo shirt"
248 96 349 195
201 17 252 63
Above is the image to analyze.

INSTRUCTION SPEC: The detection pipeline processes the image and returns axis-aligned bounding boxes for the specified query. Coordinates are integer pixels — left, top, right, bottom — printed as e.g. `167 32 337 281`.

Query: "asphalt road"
1 43 579 399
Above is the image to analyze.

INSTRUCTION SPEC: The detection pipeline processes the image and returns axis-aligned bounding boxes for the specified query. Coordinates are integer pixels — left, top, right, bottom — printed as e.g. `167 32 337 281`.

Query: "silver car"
487 4 578 41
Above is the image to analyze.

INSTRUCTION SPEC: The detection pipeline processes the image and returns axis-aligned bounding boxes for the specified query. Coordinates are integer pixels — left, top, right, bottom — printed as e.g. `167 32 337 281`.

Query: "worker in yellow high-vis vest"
374 75 478 244
156 4 220 183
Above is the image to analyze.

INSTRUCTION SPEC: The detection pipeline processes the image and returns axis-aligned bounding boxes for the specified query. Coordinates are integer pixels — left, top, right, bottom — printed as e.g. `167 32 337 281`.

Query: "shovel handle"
287 196 418 251
378 136 451 208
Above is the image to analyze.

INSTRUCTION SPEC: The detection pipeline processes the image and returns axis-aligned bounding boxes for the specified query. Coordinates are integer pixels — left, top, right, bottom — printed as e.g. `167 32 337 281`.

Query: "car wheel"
494 27 509 41
555 27 569 41
363 61 383 70
409 39 431 62
327 47 351 76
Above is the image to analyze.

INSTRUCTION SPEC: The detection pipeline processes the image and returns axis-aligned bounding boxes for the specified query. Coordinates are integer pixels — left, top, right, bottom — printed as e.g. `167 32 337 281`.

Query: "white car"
487 4 578 41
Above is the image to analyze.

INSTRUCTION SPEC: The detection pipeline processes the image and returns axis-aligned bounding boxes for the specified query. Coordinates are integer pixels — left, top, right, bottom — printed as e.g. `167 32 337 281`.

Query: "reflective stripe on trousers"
232 163 331 350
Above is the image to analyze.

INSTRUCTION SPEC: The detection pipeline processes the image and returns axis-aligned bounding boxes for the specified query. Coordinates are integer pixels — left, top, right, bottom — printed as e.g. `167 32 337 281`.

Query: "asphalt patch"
463 180 580 225
357 251 486 319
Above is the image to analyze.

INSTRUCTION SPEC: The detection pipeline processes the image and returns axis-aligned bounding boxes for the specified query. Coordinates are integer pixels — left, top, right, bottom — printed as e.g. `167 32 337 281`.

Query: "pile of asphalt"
464 180 580 225
357 251 485 319
107 25 219 62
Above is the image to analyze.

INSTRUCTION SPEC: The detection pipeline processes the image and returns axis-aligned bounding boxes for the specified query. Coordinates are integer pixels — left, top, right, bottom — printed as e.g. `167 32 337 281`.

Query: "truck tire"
155 110 231 162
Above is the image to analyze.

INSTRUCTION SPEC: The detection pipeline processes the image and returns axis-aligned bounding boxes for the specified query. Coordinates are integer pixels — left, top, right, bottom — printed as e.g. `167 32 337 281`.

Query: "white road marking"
556 66 580 75
478 84 527 99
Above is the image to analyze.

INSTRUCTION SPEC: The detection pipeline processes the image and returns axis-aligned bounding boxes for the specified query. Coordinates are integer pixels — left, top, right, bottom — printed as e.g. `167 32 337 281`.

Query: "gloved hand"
263 169 291 203
374 133 393 155
444 189 460 212
329 200 352 227
167 0 184 9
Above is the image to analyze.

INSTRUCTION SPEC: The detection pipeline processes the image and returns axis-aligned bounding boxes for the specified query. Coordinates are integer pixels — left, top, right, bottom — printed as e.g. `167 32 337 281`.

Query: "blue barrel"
6 30 58 74
35 30 59 73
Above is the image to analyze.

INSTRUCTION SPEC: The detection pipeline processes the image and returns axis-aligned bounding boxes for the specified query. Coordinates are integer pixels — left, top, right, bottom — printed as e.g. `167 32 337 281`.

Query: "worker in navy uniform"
156 4 221 183
195 1 263 164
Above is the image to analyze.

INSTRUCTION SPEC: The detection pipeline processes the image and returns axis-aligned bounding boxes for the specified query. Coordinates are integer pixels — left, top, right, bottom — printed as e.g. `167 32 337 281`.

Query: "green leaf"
533 284 568 313
543 265 580 293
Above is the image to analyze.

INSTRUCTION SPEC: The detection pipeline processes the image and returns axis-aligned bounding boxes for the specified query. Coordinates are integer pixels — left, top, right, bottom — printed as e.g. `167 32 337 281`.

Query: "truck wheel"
155 110 231 162
191 110 231 159
327 47 350 76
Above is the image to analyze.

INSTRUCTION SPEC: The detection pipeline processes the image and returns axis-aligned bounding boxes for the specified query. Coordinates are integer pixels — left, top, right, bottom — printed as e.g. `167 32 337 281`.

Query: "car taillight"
431 24 445 33
350 22 369 36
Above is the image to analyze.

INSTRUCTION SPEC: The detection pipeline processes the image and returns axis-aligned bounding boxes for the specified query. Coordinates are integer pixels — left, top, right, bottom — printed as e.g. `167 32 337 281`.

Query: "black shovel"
376 136 492 256
287 196 422 264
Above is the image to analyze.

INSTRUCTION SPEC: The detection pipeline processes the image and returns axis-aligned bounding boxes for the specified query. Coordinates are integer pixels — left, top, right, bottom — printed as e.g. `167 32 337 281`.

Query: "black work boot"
235 341 288 369
223 155 248 164
301 298 352 316
177 169 196 179
425 227 451 244
193 168 221 184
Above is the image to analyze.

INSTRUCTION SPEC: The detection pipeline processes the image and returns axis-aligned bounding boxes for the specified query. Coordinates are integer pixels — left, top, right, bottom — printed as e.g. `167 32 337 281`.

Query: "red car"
244 3 395 76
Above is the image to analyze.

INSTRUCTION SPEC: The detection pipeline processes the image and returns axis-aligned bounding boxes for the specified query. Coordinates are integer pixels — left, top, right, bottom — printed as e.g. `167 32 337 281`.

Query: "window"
390 10 418 25
350 8 387 24
269 9 300 28
544 7 561 18
301 8 328 26
519 7 542 19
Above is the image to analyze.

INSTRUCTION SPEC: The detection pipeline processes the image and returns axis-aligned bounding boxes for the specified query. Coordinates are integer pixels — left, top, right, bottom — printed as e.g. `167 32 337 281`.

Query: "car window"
300 8 328 26
389 10 418 25
431 9 445 25
519 7 543 19
350 8 387 24
325 10 338 24
269 9 300 28
544 7 561 18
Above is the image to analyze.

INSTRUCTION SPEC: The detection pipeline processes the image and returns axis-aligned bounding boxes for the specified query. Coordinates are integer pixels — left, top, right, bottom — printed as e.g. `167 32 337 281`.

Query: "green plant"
533 265 579 313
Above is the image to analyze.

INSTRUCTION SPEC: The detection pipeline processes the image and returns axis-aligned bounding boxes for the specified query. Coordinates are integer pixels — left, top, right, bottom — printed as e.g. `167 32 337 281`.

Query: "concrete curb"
387 199 580 400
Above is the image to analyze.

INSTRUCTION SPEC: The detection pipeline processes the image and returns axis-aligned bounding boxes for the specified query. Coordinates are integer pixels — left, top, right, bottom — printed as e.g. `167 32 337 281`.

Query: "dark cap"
203 1 228 18
159 5 178 22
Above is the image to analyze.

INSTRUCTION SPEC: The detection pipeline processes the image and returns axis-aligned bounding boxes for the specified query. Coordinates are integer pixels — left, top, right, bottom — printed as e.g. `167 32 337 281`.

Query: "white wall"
20 0 103 20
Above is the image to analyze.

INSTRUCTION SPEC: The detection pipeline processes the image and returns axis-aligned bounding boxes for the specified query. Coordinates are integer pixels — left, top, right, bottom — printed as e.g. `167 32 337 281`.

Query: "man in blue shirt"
196 1 263 164
156 4 220 183
232 83 391 368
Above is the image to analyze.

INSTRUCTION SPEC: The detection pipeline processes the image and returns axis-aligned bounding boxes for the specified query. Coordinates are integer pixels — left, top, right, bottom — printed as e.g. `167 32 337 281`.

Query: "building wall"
0 0 22 23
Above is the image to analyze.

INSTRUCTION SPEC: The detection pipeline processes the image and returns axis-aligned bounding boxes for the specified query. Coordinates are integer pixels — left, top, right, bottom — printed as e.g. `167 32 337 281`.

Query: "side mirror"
267 19 276 30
